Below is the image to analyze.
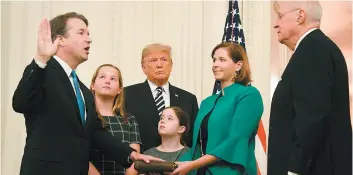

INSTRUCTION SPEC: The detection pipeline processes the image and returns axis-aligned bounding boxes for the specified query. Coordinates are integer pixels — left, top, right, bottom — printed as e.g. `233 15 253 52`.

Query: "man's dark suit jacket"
267 29 352 175
12 58 133 175
124 81 199 151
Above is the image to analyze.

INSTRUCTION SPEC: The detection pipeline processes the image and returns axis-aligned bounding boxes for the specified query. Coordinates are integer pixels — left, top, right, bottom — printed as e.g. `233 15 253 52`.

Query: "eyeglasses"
277 9 300 20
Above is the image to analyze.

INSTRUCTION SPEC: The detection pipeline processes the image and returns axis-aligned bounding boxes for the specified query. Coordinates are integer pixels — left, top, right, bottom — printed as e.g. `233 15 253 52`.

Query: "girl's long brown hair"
90 64 128 126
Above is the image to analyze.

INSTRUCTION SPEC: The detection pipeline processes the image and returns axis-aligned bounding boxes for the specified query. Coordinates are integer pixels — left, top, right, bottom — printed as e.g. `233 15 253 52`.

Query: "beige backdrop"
0 1 351 175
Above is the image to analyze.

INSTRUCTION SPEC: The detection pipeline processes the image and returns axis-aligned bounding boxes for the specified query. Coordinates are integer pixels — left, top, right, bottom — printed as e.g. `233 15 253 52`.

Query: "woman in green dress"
171 42 264 175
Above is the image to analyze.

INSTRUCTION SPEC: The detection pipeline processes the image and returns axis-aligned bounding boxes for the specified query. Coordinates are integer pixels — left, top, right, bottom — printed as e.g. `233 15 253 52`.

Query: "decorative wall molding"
42 1 52 18
0 1 3 174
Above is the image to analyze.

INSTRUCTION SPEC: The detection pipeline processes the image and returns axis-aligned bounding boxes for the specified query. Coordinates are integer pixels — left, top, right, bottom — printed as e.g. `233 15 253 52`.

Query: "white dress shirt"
34 56 87 120
147 80 170 108
294 28 318 52
288 172 299 175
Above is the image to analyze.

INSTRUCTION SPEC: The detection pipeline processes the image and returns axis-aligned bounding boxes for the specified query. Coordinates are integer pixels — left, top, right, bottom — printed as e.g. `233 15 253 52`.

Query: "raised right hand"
35 18 60 64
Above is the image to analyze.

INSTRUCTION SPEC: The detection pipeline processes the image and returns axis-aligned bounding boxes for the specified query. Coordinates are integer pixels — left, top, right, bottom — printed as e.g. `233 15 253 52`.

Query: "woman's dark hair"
211 42 252 85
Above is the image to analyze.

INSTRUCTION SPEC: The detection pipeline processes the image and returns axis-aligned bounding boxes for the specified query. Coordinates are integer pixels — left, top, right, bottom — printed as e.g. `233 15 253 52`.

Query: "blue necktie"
71 70 85 124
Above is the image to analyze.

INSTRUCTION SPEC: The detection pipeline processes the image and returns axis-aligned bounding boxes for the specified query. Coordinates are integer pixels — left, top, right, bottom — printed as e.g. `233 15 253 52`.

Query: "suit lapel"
48 58 83 127
169 84 179 107
191 95 218 150
142 80 160 117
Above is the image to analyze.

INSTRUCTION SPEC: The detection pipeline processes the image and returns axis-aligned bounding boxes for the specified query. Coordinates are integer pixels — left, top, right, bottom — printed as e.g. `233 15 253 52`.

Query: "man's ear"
178 126 186 134
141 63 147 75
170 58 173 65
170 58 174 71
297 9 306 24
57 35 65 46
141 57 148 74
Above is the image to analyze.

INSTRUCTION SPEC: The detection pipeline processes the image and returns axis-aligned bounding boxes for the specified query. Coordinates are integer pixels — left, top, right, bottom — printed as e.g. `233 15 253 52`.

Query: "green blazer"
179 83 263 175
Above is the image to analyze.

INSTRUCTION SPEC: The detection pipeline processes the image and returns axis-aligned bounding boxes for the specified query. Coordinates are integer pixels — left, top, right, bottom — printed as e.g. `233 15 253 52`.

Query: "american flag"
212 1 267 175
222 0 246 48
212 0 246 95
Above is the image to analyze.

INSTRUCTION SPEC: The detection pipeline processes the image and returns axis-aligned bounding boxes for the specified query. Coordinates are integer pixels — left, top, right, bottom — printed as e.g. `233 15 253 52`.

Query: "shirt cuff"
288 171 299 175
34 58 47 68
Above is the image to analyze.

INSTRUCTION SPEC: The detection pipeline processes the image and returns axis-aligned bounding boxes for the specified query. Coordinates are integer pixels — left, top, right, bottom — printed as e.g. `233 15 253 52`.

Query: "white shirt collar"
294 28 318 51
53 55 74 78
147 79 169 94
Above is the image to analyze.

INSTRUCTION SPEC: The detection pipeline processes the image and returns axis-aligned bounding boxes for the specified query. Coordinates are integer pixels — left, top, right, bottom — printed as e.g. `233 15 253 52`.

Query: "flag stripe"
256 135 267 175
256 162 261 175
257 120 267 152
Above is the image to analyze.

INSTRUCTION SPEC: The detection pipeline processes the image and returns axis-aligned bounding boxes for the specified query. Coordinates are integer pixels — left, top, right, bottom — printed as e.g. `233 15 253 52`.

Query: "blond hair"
141 43 172 64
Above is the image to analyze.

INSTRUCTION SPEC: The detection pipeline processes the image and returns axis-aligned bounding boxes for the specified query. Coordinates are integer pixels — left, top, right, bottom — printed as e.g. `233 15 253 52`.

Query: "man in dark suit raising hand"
12 12 160 175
